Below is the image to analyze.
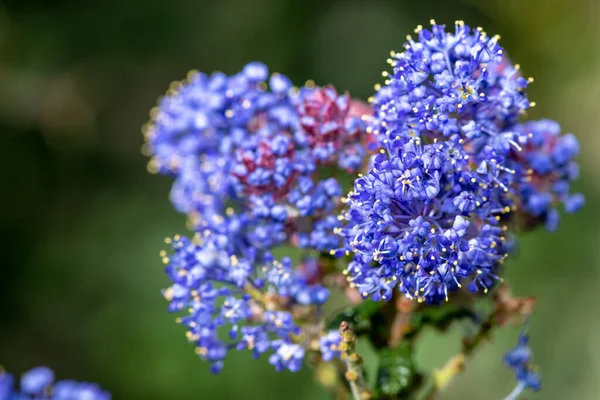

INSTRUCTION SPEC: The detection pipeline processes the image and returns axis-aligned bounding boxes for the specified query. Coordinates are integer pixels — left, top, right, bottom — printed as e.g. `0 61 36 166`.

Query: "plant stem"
420 285 537 399
339 321 371 400
348 380 362 400
422 318 494 399
503 382 526 400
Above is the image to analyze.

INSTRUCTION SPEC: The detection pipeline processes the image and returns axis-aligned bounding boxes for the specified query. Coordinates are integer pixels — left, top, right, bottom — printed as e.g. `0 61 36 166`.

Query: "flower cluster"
371 21 530 149
503 331 541 398
342 138 510 303
145 62 373 373
511 119 584 231
147 21 582 378
339 20 583 304
0 366 110 400
144 63 369 249
143 62 300 228
162 232 329 373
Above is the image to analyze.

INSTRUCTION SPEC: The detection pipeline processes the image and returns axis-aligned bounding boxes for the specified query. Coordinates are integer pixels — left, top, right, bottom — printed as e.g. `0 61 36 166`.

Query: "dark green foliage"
375 343 420 399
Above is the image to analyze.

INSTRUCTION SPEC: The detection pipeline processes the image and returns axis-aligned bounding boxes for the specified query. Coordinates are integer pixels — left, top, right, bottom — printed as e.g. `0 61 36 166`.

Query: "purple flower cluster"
144 62 301 228
145 62 373 372
146 21 583 375
511 119 584 231
144 63 369 248
339 21 583 304
342 138 510 303
0 366 110 400
162 232 328 373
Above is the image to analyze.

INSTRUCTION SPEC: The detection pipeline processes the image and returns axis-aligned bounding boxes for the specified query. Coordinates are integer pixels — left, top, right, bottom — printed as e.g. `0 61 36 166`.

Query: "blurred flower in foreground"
512 119 584 231
0 366 110 400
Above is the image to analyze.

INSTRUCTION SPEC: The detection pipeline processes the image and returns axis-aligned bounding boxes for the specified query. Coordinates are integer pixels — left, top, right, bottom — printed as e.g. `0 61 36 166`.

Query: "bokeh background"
0 0 597 398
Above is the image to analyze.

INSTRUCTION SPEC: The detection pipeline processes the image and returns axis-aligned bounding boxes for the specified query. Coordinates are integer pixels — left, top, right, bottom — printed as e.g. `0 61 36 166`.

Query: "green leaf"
375 342 419 398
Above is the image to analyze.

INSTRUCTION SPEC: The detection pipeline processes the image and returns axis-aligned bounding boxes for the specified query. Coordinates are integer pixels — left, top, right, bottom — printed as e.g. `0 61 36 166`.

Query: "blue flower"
0 366 110 400
53 381 112 400
454 191 477 213
503 330 541 398
20 366 54 396
340 138 509 303
221 296 252 325
144 62 300 229
319 331 342 361
268 341 305 372
0 370 14 399
512 119 584 231
236 326 271 358
162 231 328 373
504 335 532 368
371 21 530 156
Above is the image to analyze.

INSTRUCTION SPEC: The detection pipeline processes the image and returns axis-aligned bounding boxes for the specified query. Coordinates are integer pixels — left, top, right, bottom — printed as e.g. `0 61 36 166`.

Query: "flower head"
372 20 530 155
338 21 582 304
341 137 509 303
144 62 299 228
162 231 329 373
145 63 371 256
511 119 584 231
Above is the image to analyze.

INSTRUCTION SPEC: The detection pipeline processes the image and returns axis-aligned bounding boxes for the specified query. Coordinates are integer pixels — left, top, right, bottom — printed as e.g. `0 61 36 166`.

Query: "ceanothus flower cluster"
511 119 584 231
146 21 583 377
0 366 110 400
144 62 301 229
162 231 328 373
147 62 372 373
144 62 369 252
341 137 510 304
339 20 583 304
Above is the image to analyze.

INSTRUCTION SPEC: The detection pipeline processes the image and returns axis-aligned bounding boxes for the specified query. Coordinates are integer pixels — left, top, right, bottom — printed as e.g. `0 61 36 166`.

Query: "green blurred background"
0 0 597 398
